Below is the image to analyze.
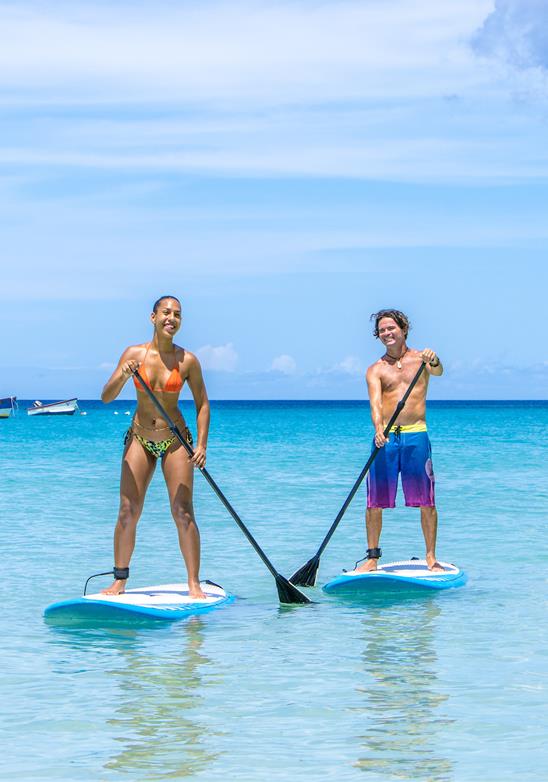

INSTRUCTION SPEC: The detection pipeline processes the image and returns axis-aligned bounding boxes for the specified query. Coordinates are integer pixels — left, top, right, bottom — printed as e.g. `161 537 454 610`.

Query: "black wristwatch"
429 357 440 367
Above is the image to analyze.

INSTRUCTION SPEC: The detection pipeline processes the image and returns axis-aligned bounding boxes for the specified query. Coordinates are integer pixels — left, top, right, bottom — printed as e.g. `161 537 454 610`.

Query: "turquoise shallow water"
1 400 547 781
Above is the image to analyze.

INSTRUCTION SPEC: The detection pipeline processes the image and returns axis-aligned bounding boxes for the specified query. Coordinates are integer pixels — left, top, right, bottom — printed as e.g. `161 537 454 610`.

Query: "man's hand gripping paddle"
133 370 310 605
289 362 427 587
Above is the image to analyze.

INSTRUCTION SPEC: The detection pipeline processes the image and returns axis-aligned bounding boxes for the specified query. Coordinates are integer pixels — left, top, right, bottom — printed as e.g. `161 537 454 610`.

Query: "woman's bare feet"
101 579 127 595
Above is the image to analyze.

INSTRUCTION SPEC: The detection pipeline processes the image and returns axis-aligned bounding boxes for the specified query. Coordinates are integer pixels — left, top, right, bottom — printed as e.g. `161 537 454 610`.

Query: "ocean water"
1 400 547 781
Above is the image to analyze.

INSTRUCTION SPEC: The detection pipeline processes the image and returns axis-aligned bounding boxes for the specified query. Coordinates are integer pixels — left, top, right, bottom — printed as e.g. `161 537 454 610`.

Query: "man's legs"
400 432 443 571
420 506 443 571
354 508 383 573
354 435 398 573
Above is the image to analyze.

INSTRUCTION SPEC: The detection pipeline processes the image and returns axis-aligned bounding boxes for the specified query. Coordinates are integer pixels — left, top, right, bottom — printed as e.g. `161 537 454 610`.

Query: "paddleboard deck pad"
323 560 467 596
44 581 234 624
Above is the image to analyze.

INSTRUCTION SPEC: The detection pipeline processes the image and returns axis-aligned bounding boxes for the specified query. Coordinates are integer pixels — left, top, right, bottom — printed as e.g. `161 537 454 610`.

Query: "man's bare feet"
353 558 379 574
101 579 127 595
188 582 208 599
426 554 444 573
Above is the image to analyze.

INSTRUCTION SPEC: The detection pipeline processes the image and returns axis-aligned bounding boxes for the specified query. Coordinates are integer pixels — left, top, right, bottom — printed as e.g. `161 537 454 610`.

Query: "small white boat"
0 396 17 419
27 398 79 416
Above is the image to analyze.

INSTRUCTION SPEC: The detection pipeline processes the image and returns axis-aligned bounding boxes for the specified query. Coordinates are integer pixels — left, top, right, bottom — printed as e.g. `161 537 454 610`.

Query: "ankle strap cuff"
366 548 382 560
113 567 129 580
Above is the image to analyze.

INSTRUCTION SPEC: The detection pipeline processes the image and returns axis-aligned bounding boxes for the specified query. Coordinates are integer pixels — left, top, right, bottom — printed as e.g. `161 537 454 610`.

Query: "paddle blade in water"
275 574 311 604
289 556 320 587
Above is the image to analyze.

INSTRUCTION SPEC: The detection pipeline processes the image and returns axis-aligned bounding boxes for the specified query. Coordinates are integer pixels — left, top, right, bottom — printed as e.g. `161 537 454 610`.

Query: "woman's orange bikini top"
133 344 183 394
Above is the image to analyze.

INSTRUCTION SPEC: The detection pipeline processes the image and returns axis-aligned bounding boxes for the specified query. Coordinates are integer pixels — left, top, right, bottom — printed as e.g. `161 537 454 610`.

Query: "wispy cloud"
5 1 541 185
329 355 365 376
200 359 548 400
439 358 548 399
0 1 490 103
270 354 297 375
1 1 547 187
5 118 548 181
196 343 238 372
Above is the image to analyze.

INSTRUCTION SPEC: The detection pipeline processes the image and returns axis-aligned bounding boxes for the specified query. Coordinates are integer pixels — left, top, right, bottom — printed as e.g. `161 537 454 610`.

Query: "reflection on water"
48 619 221 779
104 618 219 778
352 597 454 781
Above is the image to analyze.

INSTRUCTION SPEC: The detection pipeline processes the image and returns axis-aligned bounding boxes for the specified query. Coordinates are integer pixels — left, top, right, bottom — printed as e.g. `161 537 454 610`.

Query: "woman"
101 295 209 598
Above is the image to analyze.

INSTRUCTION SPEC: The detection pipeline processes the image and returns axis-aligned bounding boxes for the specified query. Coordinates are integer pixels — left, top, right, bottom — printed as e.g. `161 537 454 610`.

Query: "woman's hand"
121 360 140 379
102 349 141 403
191 444 207 469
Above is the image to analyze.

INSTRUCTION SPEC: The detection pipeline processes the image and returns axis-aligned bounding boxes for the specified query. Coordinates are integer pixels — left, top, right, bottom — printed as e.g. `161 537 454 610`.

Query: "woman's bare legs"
102 437 156 594
162 443 206 599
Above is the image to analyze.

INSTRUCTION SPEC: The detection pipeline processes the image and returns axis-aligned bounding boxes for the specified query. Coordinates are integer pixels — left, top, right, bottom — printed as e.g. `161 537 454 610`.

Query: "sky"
1 0 548 400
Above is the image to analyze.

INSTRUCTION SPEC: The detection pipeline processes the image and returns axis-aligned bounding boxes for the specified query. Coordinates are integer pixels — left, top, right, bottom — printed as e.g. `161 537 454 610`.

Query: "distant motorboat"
27 398 79 416
0 396 17 419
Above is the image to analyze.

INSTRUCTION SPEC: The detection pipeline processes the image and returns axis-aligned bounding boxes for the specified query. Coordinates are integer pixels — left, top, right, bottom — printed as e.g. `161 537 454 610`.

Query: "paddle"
289 362 427 587
132 370 310 605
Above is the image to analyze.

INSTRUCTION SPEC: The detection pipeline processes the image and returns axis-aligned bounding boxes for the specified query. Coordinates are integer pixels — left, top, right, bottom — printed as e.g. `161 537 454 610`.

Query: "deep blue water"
1 400 547 781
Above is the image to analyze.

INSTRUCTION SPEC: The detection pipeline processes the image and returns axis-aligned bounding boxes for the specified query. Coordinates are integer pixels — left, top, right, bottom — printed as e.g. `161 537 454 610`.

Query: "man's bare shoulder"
366 358 384 380
406 347 422 359
366 358 385 375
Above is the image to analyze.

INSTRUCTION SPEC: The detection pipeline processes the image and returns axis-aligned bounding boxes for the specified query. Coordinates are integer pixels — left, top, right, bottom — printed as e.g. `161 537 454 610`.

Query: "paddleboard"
44 581 234 624
323 560 467 596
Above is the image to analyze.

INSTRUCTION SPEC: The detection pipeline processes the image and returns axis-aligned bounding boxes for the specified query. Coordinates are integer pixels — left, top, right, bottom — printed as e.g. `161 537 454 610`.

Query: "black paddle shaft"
132 370 310 604
317 361 427 558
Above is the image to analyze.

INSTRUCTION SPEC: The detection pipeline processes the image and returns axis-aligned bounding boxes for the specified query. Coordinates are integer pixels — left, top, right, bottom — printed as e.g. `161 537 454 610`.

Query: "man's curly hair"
371 309 411 338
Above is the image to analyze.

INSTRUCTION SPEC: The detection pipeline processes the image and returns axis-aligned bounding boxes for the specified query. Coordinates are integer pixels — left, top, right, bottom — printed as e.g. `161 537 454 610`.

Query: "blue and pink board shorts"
367 424 436 508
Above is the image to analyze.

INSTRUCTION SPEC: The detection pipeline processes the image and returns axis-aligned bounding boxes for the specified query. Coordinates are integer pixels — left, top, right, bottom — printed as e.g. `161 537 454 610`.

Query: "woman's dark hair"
371 309 411 338
152 295 181 313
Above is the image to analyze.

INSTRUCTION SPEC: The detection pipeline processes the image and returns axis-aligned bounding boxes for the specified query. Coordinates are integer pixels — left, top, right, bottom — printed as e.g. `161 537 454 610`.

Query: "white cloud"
270 354 297 375
473 0 548 71
331 355 365 376
0 1 491 104
6 123 548 182
196 343 238 372
3 2 548 185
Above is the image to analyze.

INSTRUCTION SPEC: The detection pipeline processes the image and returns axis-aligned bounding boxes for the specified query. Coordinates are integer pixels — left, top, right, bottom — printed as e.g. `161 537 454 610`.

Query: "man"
355 309 444 573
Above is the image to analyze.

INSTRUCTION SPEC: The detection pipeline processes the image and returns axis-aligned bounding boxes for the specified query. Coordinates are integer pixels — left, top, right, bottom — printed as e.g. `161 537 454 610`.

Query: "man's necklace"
383 347 407 369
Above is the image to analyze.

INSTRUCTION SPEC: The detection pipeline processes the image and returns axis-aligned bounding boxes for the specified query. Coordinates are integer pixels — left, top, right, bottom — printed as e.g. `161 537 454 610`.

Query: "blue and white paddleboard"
323 560 467 596
44 581 234 624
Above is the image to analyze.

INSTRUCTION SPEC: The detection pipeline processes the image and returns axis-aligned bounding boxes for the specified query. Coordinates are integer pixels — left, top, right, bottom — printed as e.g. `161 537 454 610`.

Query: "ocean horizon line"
11 398 548 405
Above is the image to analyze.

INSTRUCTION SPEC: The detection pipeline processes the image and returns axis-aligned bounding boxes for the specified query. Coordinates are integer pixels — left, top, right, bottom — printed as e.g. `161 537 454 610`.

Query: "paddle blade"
275 574 311 604
289 555 320 587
